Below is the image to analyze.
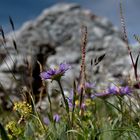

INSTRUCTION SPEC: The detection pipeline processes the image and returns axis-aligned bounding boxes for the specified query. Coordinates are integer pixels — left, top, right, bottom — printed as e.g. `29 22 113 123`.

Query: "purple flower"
40 63 71 81
67 82 95 109
91 85 132 98
53 114 60 123
43 114 60 125
106 85 119 94
67 97 73 108
43 117 50 125
120 86 132 95
67 89 76 109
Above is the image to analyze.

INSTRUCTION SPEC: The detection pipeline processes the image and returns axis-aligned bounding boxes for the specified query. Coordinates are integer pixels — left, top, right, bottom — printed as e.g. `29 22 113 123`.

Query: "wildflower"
106 85 132 95
40 63 71 81
53 114 60 123
75 100 80 106
43 114 60 125
67 89 76 109
68 98 86 110
106 85 119 94
43 117 50 125
41 63 71 114
6 121 22 138
67 82 95 109
85 98 93 106
120 86 132 95
13 101 32 118
91 85 132 98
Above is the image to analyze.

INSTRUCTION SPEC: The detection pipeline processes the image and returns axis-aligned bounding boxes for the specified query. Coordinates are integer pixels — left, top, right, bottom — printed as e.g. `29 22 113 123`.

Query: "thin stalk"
57 80 69 114
57 80 71 128
47 89 53 121
120 1 139 82
79 87 84 110
118 97 124 126
78 25 87 115
28 91 47 131
71 81 76 127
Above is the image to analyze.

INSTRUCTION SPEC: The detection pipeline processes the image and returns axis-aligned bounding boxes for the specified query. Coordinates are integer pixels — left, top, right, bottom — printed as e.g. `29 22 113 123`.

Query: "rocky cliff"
0 3 132 106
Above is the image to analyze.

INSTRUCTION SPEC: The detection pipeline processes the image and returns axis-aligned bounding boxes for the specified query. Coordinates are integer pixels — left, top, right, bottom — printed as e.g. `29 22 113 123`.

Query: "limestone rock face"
0 3 132 105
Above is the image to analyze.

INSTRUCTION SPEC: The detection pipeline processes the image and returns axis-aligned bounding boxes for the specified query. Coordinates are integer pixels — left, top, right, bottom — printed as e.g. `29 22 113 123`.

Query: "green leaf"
0 123 9 140
24 122 34 138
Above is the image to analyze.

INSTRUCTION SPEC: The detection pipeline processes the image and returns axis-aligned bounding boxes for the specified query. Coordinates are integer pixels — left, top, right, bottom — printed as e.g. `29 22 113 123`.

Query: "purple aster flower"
120 86 132 95
58 63 70 73
43 114 60 125
91 85 132 99
53 114 60 123
106 85 119 94
67 82 95 109
43 117 50 125
67 89 76 109
40 63 71 81
106 85 132 95
68 101 73 108
67 97 73 109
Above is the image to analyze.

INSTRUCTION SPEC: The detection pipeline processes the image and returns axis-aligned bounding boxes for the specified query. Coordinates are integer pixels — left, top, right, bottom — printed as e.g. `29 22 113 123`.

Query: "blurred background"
0 0 139 44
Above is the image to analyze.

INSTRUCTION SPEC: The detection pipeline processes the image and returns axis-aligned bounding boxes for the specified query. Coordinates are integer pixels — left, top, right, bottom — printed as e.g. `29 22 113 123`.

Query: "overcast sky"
0 0 140 43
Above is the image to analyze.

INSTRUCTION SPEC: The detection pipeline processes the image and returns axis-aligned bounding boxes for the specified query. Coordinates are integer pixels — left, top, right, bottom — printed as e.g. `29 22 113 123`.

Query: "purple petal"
106 85 118 94
40 72 51 79
47 69 57 75
53 114 60 122
120 86 131 95
40 63 71 81
67 97 73 108
59 63 71 73
43 117 50 125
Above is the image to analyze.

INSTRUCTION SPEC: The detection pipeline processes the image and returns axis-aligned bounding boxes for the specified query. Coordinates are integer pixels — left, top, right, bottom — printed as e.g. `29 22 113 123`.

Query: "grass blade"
0 26 6 44
0 123 9 140
9 16 15 31
94 53 106 65
12 39 18 53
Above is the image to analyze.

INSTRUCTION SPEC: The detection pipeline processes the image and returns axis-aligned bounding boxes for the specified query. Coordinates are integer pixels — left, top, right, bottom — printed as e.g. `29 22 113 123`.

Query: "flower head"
40 63 71 81
120 86 132 95
43 117 50 125
43 114 60 125
91 85 132 98
106 85 132 95
6 121 22 138
67 82 95 109
13 101 32 118
106 85 119 94
53 114 60 123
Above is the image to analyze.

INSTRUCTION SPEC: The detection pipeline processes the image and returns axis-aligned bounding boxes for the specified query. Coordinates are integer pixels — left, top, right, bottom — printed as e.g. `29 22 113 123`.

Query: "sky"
0 0 140 43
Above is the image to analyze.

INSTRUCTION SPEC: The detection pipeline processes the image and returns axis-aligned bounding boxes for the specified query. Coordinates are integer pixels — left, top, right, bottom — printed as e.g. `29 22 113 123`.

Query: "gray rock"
0 3 134 107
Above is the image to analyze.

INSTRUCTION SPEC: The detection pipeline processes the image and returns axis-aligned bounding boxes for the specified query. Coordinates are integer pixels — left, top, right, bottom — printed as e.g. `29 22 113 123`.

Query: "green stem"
57 80 71 128
57 80 69 114
47 91 53 121
28 92 46 131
